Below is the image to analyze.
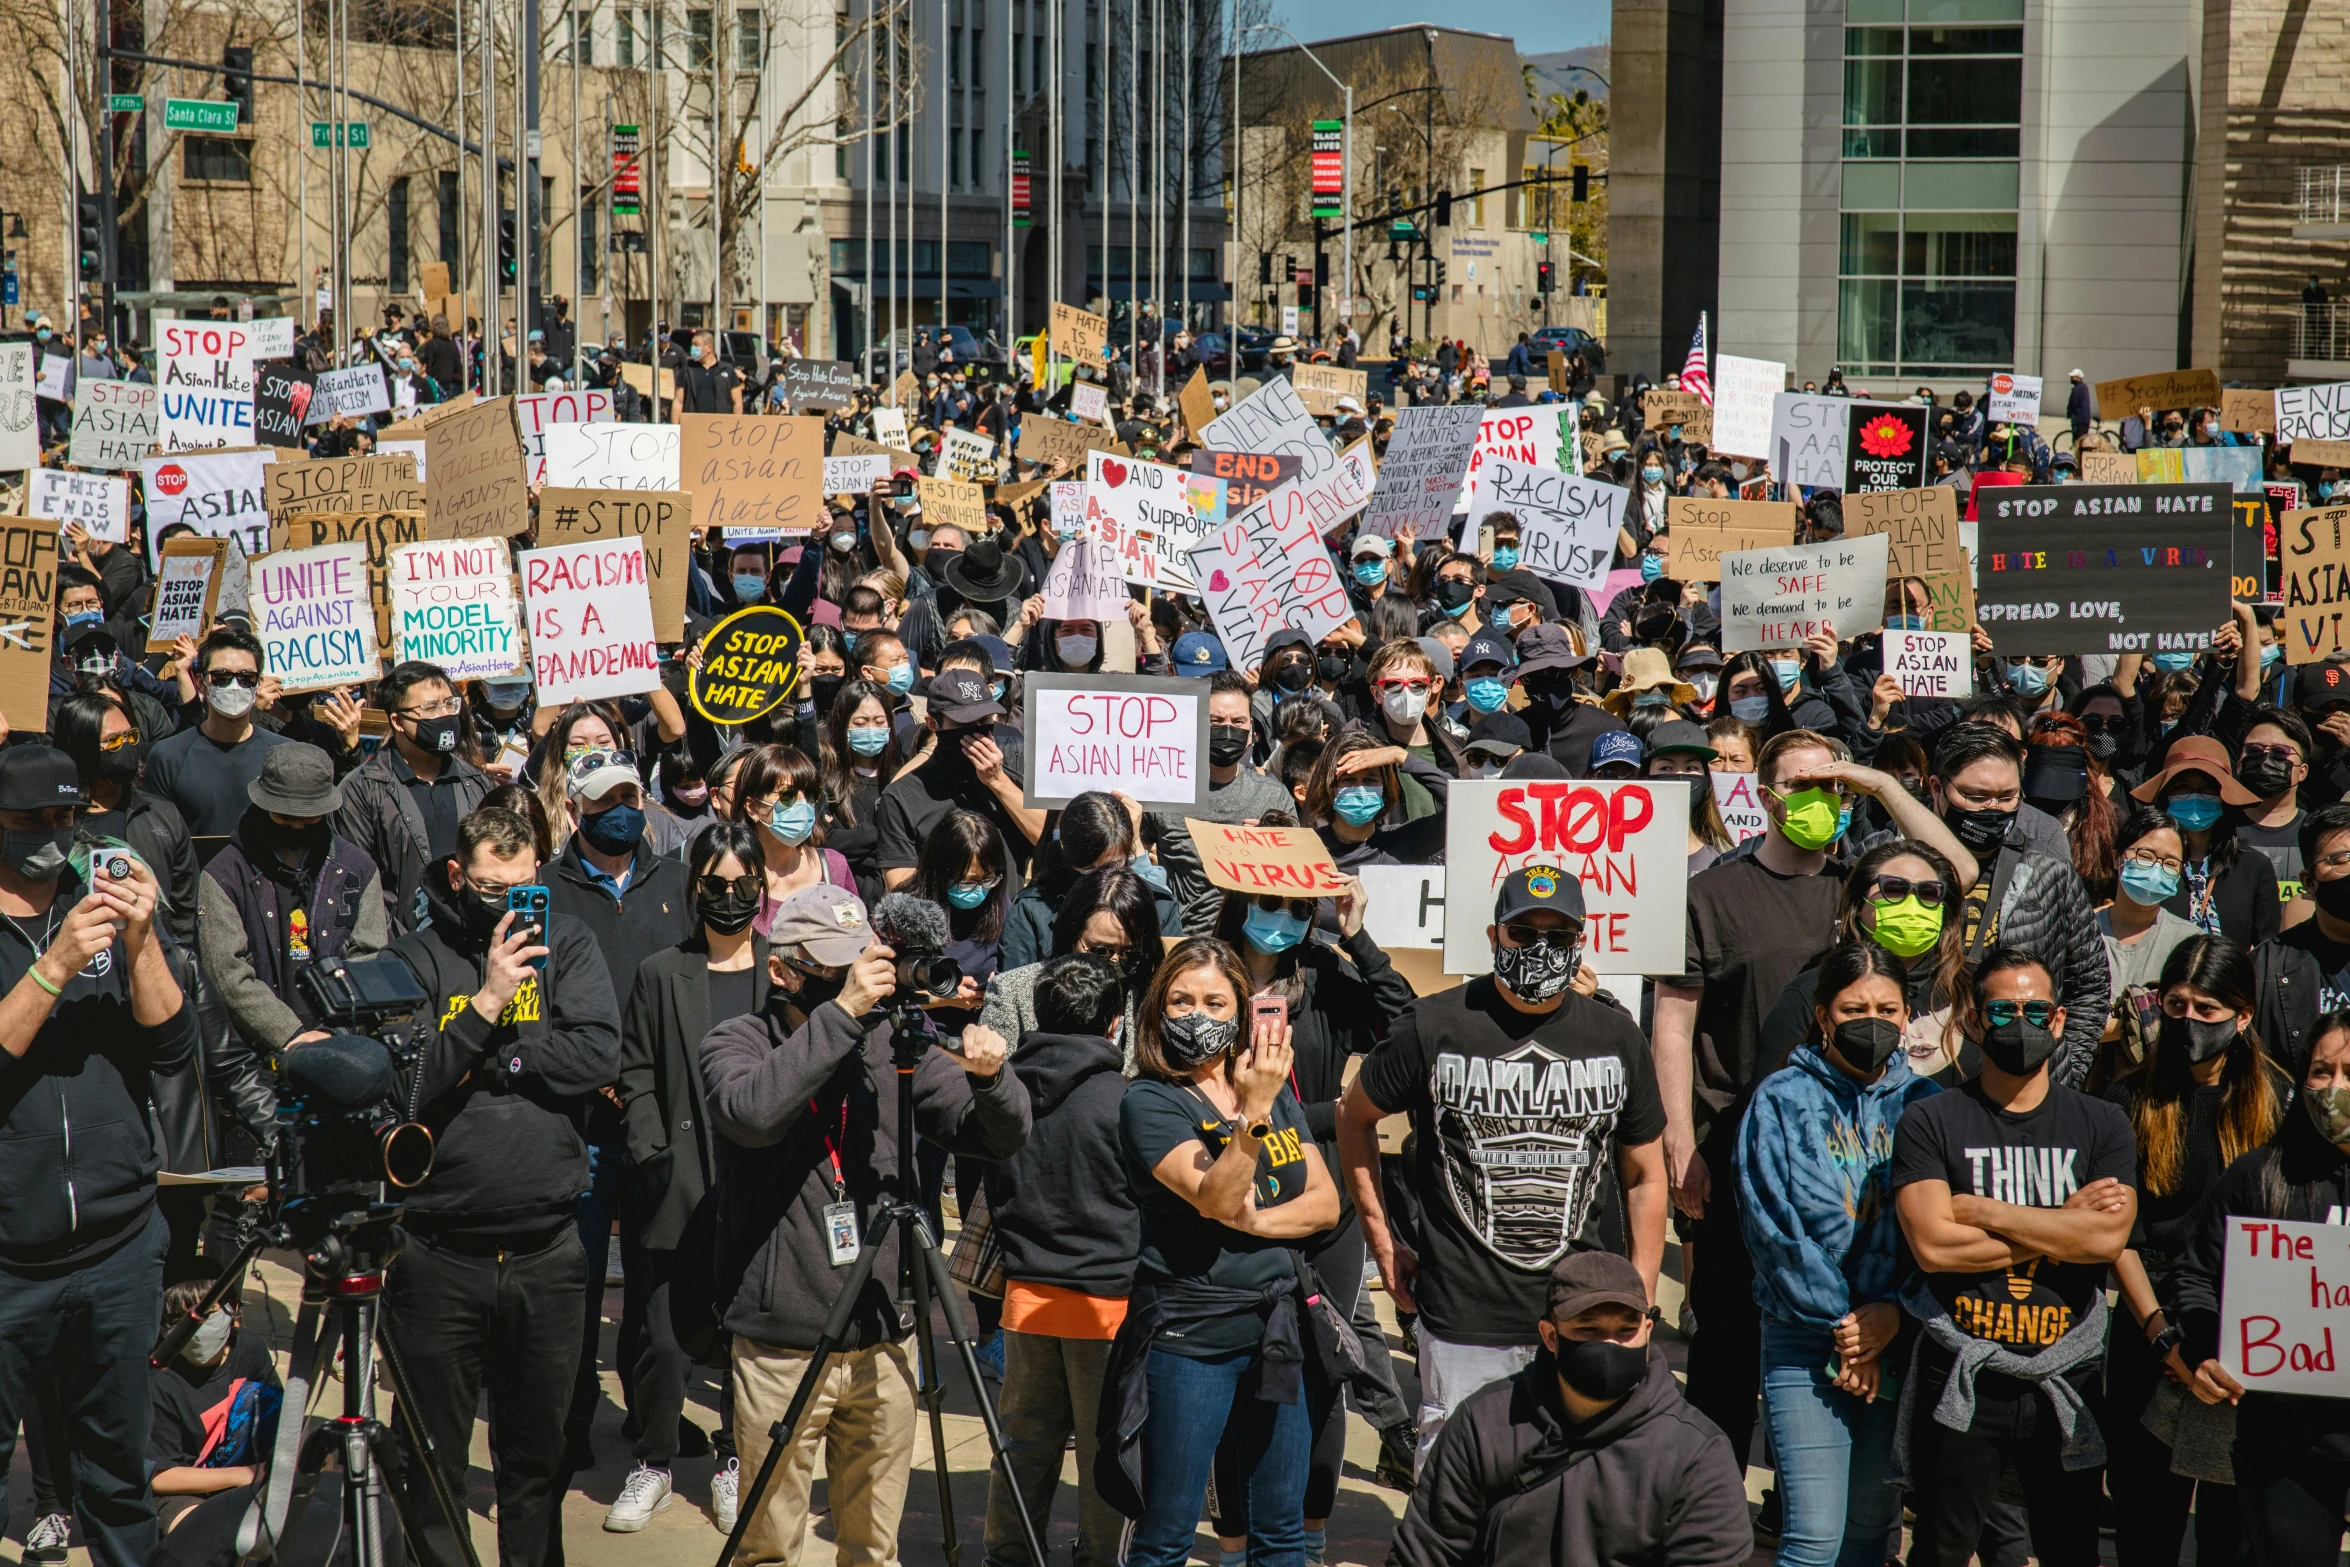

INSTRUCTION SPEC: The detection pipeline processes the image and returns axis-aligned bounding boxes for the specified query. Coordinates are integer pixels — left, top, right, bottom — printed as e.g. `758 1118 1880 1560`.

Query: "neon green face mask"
1869 894 1944 959
1774 787 1843 852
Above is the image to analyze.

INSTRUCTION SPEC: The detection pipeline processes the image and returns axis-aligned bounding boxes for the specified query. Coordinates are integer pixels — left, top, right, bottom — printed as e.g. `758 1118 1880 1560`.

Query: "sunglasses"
1983 999 2058 1029
1500 922 1581 951
98 728 141 753
697 873 761 903
205 668 262 688
1868 874 1947 909
566 747 639 775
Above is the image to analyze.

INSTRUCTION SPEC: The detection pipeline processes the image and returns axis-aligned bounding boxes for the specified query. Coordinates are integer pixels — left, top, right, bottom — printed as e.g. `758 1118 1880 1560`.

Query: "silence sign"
689 604 805 725
1975 483 2232 655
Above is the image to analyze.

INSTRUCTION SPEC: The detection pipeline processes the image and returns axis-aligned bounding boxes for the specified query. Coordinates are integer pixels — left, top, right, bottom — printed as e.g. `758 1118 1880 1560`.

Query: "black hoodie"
983 1031 1139 1298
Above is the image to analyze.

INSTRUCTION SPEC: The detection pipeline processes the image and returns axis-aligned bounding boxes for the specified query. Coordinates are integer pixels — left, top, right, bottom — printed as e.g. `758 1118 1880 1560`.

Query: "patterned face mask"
1492 938 1579 1003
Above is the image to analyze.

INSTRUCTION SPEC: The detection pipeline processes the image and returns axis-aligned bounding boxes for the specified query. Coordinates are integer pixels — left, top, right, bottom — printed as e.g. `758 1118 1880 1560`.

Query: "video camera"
871 892 964 1007
278 955 439 1197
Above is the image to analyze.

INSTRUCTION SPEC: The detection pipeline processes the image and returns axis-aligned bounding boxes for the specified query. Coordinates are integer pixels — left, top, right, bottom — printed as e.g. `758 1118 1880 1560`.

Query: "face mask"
830 531 859 554
3 828 72 882
207 681 258 720
669 784 710 811
1869 895 1944 958
1353 560 1388 586
2317 875 2350 921
2166 793 2223 832
182 1310 234 1366
1436 579 1476 612
1831 1016 1904 1074
1272 659 1313 693
732 574 767 603
1243 905 1308 954
34 328 49 341
909 528 933 552
1944 804 2018 854
408 714 461 755
2118 858 2180 905
701 884 762 935
1159 1010 1239 1068
1632 689 1672 710
1639 553 1665 584
2240 752 2296 797
2308 1084 2350 1146
885 662 916 696
1556 1338 1647 1402
1773 787 1843 852
2005 661 2051 697
1729 694 1770 722
1490 546 1520 572
1887 614 1926 632
1980 1014 2059 1076
1382 686 1429 725
925 547 962 579
1056 635 1098 667
580 802 646 855
2262 644 2284 671
1208 728 1250 767
63 610 102 634
848 724 891 757
1493 939 1579 1003
484 678 533 710
2151 651 2197 673
768 799 818 844
2162 1012 2240 1065
1641 466 1665 485
1333 785 1387 826
1770 659 1802 692
1316 653 1352 685
1686 672 1718 702
948 880 995 910
2085 729 2119 761
1464 677 1510 714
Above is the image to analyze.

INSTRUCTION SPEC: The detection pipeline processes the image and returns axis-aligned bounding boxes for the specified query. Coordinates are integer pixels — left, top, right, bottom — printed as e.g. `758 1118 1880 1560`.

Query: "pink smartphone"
1252 994 1287 1037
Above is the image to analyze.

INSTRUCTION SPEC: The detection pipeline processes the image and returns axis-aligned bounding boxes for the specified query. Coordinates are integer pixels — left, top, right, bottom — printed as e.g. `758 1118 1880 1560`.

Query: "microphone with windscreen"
282 1033 399 1108
870 892 963 1002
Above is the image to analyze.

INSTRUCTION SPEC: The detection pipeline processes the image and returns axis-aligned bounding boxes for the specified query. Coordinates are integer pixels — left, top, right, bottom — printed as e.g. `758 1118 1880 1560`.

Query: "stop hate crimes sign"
1022 674 1207 809
1975 484 2232 655
1441 779 1688 977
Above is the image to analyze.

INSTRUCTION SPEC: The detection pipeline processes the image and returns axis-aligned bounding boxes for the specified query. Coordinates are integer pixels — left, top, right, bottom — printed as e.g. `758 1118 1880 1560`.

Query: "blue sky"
1270 0 1607 55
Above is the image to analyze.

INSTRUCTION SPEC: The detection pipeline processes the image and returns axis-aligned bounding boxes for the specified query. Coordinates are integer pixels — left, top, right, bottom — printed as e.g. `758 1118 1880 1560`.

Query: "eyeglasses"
1075 936 1130 961
98 728 141 753
1499 922 1582 951
2314 849 2350 875
2077 715 2122 734
697 873 761 903
1867 874 1947 909
1983 999 2059 1029
205 668 262 688
399 696 463 720
462 874 536 897
2124 846 2186 873
2242 744 2303 764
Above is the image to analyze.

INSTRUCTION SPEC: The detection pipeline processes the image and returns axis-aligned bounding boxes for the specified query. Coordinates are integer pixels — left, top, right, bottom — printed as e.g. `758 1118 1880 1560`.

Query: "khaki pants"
984 1330 1127 1567
731 1333 919 1567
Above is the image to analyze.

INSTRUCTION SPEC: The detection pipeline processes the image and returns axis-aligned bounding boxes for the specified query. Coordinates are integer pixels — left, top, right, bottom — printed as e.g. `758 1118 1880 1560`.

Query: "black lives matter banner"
1975 483 2231 655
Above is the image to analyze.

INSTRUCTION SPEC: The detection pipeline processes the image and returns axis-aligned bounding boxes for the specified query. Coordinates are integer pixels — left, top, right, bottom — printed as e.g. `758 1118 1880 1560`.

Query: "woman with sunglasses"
1737 940 1938 1567
729 743 855 934
2129 736 2279 947
980 866 1165 1054
2101 936 2278 1567
2098 804 2206 1058
608 822 769 1529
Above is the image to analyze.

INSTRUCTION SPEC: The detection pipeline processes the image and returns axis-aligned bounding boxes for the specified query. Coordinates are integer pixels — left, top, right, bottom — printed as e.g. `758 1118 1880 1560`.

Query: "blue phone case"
507 887 551 969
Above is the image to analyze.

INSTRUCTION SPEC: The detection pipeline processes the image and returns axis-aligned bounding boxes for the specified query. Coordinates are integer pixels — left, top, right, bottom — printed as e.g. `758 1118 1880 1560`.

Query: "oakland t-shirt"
1891 1080 2135 1354
1357 978 1666 1348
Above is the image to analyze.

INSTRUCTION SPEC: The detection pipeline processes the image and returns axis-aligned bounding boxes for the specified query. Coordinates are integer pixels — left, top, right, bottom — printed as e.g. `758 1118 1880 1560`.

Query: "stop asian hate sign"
1441 778 1688 978
1022 674 1209 810
689 604 805 725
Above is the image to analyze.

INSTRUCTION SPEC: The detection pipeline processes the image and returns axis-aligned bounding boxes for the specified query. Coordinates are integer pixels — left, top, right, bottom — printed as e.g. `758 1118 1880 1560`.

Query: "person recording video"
377 805 621 1567
700 884 1032 1565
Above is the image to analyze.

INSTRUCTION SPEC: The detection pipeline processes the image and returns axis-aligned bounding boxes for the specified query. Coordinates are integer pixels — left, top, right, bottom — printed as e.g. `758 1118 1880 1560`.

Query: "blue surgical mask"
949 879 995 909
1333 785 1387 826
1129 852 1171 892
2152 651 2197 673
1639 553 1665 583
2166 794 2223 832
1490 546 1520 572
1835 803 1854 841
1633 689 1671 709
768 798 818 844
1769 658 1801 692
63 610 102 632
2262 643 2283 671
1464 676 1510 714
484 677 533 709
885 662 916 695
1641 466 1664 485
1729 694 1771 722
1243 905 1308 954
732 573 767 603
841 629 860 654
1443 597 1474 620
1887 614 1926 632
848 724 890 757
1353 560 1387 586
2005 660 2051 697
2119 858 2181 905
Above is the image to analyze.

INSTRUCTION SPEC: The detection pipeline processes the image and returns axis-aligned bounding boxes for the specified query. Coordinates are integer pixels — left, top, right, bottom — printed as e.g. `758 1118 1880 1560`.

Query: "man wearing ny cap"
1337 866 1668 1466
1388 1250 1751 1567
875 670 1046 888
0 745 198 1566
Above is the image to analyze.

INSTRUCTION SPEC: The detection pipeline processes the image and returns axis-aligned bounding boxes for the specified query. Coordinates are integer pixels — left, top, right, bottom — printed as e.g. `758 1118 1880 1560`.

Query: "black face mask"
408 715 462 756
1831 1017 1903 1074
1271 658 1313 693
700 888 762 936
2318 874 2350 921
1555 1338 1647 1404
2161 1011 2239 1064
1316 653 1352 685
2239 752 2296 797
1435 579 1476 611
1944 805 2018 854
1980 1016 2059 1076
96 741 142 792
461 887 510 940
925 547 962 581
808 674 845 721
1208 728 1250 768
2084 730 2120 762
779 969 844 1014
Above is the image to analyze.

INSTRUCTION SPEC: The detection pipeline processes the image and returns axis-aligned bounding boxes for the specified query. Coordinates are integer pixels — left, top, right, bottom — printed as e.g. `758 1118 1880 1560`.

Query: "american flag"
1678 312 1712 405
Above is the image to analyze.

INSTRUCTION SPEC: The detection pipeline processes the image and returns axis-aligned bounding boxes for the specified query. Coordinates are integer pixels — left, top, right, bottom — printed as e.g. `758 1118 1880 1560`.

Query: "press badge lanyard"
812 1097 860 1266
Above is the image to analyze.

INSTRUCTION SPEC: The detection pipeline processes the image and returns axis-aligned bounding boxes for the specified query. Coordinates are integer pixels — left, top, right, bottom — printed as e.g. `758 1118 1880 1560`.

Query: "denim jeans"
1759 1319 1903 1567
1126 1346 1312 1567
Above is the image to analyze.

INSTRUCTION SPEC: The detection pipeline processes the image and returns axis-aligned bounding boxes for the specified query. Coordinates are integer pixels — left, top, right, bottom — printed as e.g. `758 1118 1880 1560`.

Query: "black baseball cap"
1547 1250 1649 1321
1493 864 1585 926
1460 632 1518 674
0 747 82 812
927 670 1006 724
2305 662 2350 712
1647 719 1717 760
1466 711 1533 759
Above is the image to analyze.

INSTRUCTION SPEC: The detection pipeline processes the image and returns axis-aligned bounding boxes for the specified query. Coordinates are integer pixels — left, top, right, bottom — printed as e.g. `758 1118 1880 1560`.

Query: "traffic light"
1571 163 1590 203
222 46 254 123
1257 252 1271 285
1536 261 1554 294
1434 189 1452 228
1283 255 1297 284
498 210 517 283
1298 280 1315 307
1433 259 1447 286
75 195 103 282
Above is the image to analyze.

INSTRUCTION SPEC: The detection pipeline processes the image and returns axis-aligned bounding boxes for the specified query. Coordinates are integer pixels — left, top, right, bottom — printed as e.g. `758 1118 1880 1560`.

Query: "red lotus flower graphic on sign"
1857 415 1914 459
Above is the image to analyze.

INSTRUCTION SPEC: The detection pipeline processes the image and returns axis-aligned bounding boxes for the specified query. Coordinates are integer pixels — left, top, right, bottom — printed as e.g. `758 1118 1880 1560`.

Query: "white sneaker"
605 1250 626 1287
25 1513 70 1561
711 1456 741 1533
602 1463 673 1532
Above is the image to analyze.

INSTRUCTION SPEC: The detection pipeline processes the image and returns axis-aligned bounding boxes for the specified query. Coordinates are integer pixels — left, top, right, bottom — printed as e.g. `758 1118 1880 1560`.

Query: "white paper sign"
823 453 891 494
1024 675 1205 808
34 355 71 404
0 345 33 471
1710 771 1768 844
140 449 277 562
157 323 258 451
1357 863 1445 950
240 317 297 363
1440 778 1690 976
389 538 526 680
939 425 997 481
1042 535 1130 621
541 422 681 489
1358 404 1484 541
1466 458 1626 593
378 437 428 480
1770 395 1909 491
871 407 909 448
1456 407 1568 516
1087 449 1225 594
1710 355 1784 460
252 541 381 692
1188 483 1354 671
512 388 616 486
1987 372 2043 424
2277 383 2350 446
1885 628 1974 698
148 549 220 645
1719 532 1891 654
520 536 662 702
70 380 159 470
1072 382 1109 425
307 364 391 423
2219 1216 2350 1397
1200 378 1337 483
29 469 130 543
1051 480 1089 539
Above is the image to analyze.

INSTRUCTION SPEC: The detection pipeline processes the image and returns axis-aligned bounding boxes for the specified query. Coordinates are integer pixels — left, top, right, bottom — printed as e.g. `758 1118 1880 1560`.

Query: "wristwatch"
2150 1324 2185 1356
1246 1119 1274 1141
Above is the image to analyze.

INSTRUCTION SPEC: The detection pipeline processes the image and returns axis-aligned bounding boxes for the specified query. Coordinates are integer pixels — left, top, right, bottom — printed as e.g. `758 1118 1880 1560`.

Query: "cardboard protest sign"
997 479 1049 513
2281 505 2350 663
511 388 616 485
1441 779 1689 977
1466 458 1625 593
538 488 694 639
1358 404 1484 541
1200 378 1337 484
1846 404 1930 493
1291 364 1368 419
832 430 918 470
1976 483 2232 655
252 541 381 692
521 536 662 703
1017 416 1120 469
1022 674 1207 809
939 426 997 482
917 477 986 535
1191 450 1301 514
679 415 823 537
424 397 528 539
2217 1216 2350 1397
306 364 391 424
542 422 680 489
1183 820 1345 897
2094 368 2221 421
266 454 423 521
140 449 276 562
1986 372 2043 425
387 539 524 679
147 536 227 646
1720 533 1889 653
1051 301 1109 362
1845 486 1961 579
1088 450 1223 594
823 453 891 494
1710 771 1768 844
2080 450 2139 485
0 519 54 729
1179 369 1216 437
1884 629 1973 698
156 323 257 451
1770 394 1903 490
1658 498 1799 582
1188 485 1351 669
687 605 804 724
772 358 860 410
1071 382 1109 425
1457 406 1568 515
1709 355 1783 459
29 470 130 543
1356 864 1446 951
2222 388 2277 435
1547 350 1570 397
1642 389 1712 446
1041 534 1129 622
69 380 158 470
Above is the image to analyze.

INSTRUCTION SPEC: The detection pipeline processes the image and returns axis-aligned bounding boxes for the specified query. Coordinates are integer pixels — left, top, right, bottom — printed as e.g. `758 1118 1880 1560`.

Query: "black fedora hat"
943 536 1027 604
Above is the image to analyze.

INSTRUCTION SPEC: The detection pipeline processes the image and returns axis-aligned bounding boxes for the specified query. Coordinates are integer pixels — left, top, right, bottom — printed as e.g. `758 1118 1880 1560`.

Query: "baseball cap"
1546 1250 1650 1321
1465 711 1532 760
1512 623 1591 677
2304 662 2350 711
2024 744 2090 805
1350 534 1393 559
1647 719 1717 760
1170 630 1229 676
1493 863 1585 926
1413 636 1456 682
767 885 874 966
565 749 641 801
927 669 1006 724
971 634 1018 676
1590 730 1645 774
0 746 81 812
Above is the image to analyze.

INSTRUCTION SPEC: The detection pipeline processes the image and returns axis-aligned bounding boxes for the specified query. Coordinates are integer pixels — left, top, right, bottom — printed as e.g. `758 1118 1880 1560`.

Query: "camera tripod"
715 1007 1049 1567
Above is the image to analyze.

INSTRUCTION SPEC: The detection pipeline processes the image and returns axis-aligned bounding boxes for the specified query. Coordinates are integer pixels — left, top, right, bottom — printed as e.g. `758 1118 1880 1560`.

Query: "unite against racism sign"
1021 675 1208 810
1441 779 1689 977
251 542 381 693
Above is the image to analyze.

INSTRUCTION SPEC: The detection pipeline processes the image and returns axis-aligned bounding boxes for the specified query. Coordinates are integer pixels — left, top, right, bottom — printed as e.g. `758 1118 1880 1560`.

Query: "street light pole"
1238 24 1348 350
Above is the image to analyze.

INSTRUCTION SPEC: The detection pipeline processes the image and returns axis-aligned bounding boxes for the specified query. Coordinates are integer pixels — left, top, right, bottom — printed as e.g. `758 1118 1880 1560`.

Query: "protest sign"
1441 779 1689 977
2217 1216 2350 1397
1041 534 1128 621
521 536 661 703
242 318 296 362
1358 405 1484 541
823 453 891 494
157 323 257 450
1986 372 2043 424
1071 382 1109 425
832 431 918 470
1191 450 1301 513
140 449 275 562
1711 771 1768 844
772 358 860 410
2281 505 2350 664
1050 301 1109 362
2278 383 2350 448
1885 629 1974 697
0 518 54 730
252 541 381 693
1291 364 1367 419
1465 458 1625 593
1022 674 1207 809
1658 498 1799 582
939 426 997 482
538 487 694 639
0 347 33 471
1845 486 1961 579
387 539 525 680
1188 485 1352 669
2080 450 2139 485
2233 495 2271 600
2094 368 2222 421
29 469 130 543
1641 390 1712 446
1976 483 2232 655
306 364 391 424
1017 416 1120 469
1771 394 1901 490
542 422 680 489
870 407 909 448
1846 404 1930 492
1088 450 1223 594
687 605 804 724
680 415 823 536
147 536 227 646
917 477 986 535
33 355 69 404
271 510 427 643
1457 406 1568 514
1547 350 1570 397
2223 388 2277 435
69 380 158 470
998 478 1050 515
1720 532 1891 654
1184 820 1345 897
1356 864 1446 950
2137 445 2265 494
424 397 528 539
265 454 423 521
1180 370 1216 436
1709 355 1783 459
251 361 316 449
1052 480 1087 539
1200 378 1337 484
512 388 616 484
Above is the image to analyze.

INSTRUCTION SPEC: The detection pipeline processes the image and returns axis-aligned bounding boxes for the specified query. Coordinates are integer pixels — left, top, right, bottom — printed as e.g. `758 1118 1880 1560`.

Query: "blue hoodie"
1736 1041 1940 1332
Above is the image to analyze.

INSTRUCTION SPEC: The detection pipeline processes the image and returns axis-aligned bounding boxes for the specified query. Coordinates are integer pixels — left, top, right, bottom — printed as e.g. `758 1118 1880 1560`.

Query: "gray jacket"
332 746 494 933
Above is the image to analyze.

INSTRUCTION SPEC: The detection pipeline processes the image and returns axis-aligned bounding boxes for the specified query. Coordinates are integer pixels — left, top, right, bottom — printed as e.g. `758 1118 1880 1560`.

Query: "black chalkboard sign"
773 358 861 411
1975 483 2232 655
1845 404 1929 493
253 360 316 450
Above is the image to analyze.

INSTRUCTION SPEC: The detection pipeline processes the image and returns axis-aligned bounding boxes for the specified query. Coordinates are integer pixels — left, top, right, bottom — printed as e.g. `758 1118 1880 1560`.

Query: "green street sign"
311 121 371 148
1530 230 1549 245
1389 218 1418 240
163 98 239 134
107 93 143 114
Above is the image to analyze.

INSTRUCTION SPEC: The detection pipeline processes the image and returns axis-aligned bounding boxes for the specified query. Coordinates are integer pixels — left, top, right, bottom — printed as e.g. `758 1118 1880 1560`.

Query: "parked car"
663 327 772 392
860 325 1002 380
1529 324 1607 374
